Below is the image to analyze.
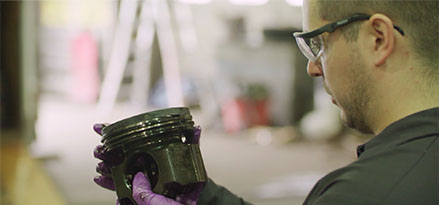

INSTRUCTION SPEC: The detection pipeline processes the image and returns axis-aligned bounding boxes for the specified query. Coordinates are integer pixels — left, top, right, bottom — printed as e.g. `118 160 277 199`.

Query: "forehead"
302 0 324 31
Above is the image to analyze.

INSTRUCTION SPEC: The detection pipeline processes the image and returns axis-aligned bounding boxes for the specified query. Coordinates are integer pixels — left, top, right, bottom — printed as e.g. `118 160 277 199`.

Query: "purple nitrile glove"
132 172 182 205
93 123 124 191
193 125 201 144
93 123 204 204
132 172 205 205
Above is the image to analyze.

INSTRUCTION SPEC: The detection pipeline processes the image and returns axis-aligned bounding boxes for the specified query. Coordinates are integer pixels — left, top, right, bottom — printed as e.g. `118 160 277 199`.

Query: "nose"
307 60 323 77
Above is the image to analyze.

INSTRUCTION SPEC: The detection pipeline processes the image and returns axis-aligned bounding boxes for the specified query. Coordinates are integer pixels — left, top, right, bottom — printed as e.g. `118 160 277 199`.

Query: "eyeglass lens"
305 36 323 57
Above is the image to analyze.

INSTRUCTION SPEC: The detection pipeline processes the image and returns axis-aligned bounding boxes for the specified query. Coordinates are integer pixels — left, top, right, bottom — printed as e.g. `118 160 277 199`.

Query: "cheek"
321 48 353 96
322 54 341 83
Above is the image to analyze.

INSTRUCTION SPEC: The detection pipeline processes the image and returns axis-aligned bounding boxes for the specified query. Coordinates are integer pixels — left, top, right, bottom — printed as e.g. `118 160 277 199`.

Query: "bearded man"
94 0 438 204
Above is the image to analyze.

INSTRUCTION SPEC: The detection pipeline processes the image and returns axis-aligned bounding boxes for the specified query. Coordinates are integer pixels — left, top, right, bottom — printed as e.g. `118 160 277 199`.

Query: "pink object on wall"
71 31 99 103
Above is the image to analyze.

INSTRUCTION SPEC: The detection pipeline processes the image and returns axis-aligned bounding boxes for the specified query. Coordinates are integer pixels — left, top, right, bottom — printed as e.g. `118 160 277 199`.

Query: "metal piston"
101 107 207 205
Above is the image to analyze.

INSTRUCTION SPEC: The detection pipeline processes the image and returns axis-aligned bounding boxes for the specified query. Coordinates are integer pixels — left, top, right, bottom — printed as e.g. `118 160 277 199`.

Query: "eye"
309 37 322 55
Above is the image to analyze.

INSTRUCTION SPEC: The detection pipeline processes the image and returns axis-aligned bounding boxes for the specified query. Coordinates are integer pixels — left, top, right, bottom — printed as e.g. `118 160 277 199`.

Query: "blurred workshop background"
1 0 371 204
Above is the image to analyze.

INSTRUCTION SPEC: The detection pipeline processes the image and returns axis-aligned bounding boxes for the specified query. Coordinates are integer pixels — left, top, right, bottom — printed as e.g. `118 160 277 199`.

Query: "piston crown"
101 107 195 151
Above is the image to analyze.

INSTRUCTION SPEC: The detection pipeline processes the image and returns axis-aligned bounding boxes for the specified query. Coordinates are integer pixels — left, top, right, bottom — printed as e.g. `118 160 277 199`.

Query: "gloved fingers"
94 145 107 160
132 172 183 205
93 123 109 136
94 145 124 165
96 162 112 177
193 125 201 144
133 172 152 191
94 175 115 191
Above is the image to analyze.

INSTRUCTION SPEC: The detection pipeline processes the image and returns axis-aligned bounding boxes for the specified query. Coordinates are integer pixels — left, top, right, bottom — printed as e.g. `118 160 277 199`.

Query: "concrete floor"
1 137 66 205
32 95 360 205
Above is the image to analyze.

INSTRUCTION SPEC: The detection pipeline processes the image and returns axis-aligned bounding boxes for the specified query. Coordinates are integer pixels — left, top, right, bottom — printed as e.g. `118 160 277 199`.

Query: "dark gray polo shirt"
304 107 439 204
198 108 438 205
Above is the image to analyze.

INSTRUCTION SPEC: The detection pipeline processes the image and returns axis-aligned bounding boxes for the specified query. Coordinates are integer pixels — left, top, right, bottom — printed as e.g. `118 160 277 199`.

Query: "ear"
366 14 396 66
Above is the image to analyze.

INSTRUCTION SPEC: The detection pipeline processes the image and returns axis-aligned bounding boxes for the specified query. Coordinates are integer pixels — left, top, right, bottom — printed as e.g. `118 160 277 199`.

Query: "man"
94 0 438 204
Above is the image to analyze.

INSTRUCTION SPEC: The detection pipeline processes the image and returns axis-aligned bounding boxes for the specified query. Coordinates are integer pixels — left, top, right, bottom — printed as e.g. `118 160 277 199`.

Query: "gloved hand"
93 123 203 205
132 172 204 205
93 123 121 191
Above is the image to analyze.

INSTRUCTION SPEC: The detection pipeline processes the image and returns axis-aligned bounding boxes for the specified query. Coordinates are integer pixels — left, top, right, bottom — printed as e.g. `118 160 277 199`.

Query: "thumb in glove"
132 172 183 205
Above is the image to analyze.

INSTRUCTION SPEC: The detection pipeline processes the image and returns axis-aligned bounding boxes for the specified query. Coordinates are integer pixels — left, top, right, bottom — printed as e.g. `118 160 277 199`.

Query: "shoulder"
304 161 385 204
305 137 439 204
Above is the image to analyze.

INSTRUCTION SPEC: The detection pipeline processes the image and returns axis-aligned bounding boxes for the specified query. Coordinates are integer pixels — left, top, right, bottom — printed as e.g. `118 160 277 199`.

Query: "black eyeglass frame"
293 14 405 38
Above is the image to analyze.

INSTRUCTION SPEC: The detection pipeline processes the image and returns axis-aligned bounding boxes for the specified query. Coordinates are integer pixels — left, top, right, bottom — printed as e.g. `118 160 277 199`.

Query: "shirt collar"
356 107 439 158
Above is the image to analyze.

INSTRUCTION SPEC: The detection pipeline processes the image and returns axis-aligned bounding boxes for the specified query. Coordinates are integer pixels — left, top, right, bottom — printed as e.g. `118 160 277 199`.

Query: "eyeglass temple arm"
294 14 404 38
334 14 405 36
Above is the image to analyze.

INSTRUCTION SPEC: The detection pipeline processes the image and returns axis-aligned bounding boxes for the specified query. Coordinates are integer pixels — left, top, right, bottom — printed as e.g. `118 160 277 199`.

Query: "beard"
338 49 374 134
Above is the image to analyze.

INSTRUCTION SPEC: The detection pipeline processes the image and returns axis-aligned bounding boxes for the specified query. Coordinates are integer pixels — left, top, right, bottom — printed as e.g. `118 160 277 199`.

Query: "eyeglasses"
293 14 405 62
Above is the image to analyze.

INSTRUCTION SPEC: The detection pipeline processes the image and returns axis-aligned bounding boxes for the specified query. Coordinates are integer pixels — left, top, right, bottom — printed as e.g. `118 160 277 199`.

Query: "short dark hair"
317 0 439 71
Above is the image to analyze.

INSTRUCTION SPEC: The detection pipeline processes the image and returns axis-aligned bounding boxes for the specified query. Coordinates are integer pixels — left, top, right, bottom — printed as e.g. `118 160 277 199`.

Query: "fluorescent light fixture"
286 0 303 7
178 0 212 4
229 0 269 6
